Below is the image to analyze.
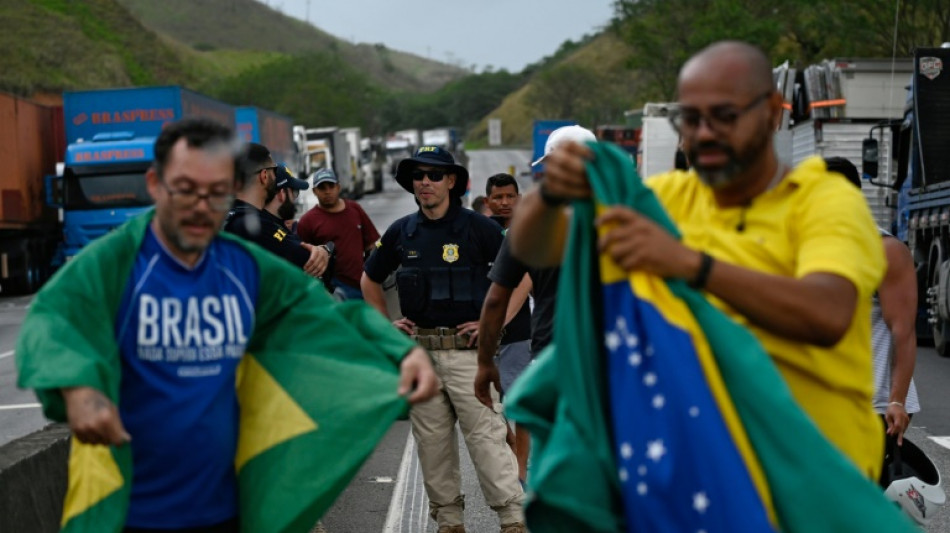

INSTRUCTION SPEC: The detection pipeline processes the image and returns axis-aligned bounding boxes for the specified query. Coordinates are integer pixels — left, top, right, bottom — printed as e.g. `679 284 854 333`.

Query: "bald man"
509 41 887 479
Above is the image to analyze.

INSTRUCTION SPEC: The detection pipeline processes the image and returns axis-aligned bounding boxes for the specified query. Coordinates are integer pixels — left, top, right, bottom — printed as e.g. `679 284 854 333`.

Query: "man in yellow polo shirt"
507 40 886 479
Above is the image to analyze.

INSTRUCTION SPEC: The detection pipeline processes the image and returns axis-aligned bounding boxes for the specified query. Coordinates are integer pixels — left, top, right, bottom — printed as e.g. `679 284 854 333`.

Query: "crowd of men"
15 39 936 533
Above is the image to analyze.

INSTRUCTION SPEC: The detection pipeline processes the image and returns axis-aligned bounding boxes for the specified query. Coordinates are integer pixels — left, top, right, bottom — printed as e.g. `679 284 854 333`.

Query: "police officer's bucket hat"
395 146 469 196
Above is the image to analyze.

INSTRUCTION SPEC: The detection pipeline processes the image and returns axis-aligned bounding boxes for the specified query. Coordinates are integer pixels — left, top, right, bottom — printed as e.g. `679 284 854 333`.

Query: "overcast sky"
269 0 617 72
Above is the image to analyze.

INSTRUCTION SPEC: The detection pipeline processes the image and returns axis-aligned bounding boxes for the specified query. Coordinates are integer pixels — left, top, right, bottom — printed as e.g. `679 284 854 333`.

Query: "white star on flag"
693 492 710 514
637 465 647 476
643 372 657 386
619 467 629 482
620 442 633 460
605 331 621 351
645 345 655 357
646 439 666 462
689 406 700 417
628 352 642 366
652 394 666 409
637 482 648 495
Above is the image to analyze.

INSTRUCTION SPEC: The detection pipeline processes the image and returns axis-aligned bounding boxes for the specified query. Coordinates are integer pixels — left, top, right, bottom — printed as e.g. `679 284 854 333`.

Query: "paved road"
6 148 950 531
0 295 48 447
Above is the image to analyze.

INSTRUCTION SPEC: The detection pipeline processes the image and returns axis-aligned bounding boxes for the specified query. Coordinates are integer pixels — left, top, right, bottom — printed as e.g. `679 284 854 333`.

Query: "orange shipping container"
0 92 63 228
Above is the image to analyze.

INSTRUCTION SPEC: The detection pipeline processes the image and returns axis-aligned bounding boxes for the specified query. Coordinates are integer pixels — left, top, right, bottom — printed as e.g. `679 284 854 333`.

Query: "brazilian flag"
505 142 917 532
16 212 417 532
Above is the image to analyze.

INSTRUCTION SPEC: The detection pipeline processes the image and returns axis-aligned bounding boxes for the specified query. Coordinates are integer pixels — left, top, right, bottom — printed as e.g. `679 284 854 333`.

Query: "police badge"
442 244 460 263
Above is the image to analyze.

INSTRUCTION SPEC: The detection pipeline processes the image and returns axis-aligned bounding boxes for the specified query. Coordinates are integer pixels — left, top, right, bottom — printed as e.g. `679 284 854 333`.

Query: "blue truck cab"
58 86 235 260
60 132 155 258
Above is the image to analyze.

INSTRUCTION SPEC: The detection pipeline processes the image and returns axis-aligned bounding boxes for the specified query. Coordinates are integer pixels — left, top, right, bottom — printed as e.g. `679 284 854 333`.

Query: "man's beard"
689 128 770 190
277 195 297 220
264 178 278 204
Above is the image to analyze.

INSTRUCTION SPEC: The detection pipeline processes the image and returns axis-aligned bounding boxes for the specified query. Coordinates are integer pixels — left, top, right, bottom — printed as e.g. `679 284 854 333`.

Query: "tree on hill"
612 0 950 101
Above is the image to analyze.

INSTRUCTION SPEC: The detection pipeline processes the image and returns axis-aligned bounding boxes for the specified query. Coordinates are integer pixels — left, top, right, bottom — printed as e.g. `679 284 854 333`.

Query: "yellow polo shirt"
646 156 886 478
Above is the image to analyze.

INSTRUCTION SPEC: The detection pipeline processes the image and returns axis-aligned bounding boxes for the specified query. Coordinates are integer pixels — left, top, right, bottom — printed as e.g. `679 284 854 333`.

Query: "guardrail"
0 424 69 533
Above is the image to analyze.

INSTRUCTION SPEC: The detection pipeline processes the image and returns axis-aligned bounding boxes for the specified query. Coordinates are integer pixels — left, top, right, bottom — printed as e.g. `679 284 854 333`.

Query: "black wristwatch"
320 241 335 256
539 180 568 208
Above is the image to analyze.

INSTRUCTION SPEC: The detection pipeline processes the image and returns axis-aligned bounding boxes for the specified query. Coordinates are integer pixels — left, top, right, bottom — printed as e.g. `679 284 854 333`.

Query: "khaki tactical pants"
410 348 525 527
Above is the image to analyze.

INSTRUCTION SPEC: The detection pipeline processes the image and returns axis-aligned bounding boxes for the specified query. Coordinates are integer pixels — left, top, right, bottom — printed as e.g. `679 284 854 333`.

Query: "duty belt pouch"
395 268 427 315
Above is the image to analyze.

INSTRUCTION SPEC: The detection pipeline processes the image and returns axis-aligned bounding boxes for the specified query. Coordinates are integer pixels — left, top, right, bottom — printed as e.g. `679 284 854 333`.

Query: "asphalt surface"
5 148 950 531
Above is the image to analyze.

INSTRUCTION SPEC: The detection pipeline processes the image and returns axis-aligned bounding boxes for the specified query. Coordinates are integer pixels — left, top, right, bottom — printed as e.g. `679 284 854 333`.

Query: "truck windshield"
63 167 153 210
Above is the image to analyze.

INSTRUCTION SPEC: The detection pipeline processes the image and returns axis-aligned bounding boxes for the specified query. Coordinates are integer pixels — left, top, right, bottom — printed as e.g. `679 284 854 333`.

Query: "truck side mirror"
862 137 879 180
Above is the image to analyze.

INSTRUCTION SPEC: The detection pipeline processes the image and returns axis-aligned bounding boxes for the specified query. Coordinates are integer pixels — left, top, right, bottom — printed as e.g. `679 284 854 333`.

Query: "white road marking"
928 436 950 450
0 350 14 360
383 430 430 532
383 430 416 533
0 403 41 410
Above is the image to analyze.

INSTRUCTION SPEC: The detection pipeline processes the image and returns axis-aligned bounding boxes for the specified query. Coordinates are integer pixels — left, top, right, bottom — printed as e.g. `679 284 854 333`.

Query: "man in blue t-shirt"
60 118 438 532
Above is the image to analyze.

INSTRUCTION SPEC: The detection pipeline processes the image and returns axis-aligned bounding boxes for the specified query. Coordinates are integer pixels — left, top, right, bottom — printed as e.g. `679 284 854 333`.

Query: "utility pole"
306 0 311 24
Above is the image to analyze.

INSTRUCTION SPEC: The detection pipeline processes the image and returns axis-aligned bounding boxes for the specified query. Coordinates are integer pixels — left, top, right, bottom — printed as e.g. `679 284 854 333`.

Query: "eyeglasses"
160 182 234 212
668 91 773 135
410 169 449 182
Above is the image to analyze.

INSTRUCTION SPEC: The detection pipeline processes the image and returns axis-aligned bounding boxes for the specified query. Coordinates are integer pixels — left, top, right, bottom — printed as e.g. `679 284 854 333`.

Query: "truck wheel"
931 254 950 357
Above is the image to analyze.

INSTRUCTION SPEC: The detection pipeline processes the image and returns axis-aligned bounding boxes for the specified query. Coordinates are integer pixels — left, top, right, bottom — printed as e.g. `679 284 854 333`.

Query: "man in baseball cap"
265 165 308 223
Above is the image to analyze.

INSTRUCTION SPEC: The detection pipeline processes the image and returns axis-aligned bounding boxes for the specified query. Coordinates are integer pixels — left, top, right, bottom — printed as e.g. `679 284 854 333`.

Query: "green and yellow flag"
17 212 417 533
506 142 916 532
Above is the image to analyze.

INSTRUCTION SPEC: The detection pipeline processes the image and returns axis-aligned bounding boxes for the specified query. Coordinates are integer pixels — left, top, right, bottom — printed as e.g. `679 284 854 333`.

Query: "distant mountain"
116 0 468 93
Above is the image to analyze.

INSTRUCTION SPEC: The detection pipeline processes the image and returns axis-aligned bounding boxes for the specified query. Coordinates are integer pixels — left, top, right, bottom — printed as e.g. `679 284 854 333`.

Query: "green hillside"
468 33 641 147
116 0 467 92
0 0 195 96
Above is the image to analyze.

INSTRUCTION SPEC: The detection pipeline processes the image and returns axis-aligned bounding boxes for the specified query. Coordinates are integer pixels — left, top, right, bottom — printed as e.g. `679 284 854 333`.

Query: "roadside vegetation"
3 0 949 146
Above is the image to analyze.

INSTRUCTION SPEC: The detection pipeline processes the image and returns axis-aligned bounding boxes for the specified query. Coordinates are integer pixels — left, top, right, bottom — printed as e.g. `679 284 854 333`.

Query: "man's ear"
145 167 161 202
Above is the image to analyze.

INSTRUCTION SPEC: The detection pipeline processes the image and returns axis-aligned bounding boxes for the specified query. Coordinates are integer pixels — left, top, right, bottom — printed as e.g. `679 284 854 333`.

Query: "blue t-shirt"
115 227 259 528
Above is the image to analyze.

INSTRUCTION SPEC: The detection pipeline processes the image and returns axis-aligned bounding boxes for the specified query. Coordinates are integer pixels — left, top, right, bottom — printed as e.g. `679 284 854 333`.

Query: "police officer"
361 146 526 533
224 142 329 278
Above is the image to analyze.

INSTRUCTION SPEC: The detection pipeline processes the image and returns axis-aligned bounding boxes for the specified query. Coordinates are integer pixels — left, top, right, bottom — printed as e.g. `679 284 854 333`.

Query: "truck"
393 129 421 152
595 125 640 158
303 127 360 198
863 47 950 355
59 86 235 262
637 104 680 178
341 127 371 193
422 127 462 152
786 58 913 233
0 92 64 294
531 119 575 181
236 107 302 177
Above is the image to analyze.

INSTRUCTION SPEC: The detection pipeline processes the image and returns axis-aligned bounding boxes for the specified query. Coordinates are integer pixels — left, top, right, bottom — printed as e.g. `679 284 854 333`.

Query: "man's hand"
474 363 502 409
456 320 480 347
398 348 439 404
541 142 595 202
301 243 330 278
393 317 416 335
62 387 130 446
885 403 911 445
596 206 701 279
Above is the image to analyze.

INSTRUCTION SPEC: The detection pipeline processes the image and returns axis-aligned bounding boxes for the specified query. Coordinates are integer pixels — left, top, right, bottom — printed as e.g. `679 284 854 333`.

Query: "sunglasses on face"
410 169 449 182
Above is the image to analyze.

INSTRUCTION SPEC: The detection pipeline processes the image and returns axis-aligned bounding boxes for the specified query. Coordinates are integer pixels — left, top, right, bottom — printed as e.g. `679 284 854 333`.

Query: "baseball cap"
311 168 339 187
531 125 597 166
395 145 469 196
274 165 309 190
